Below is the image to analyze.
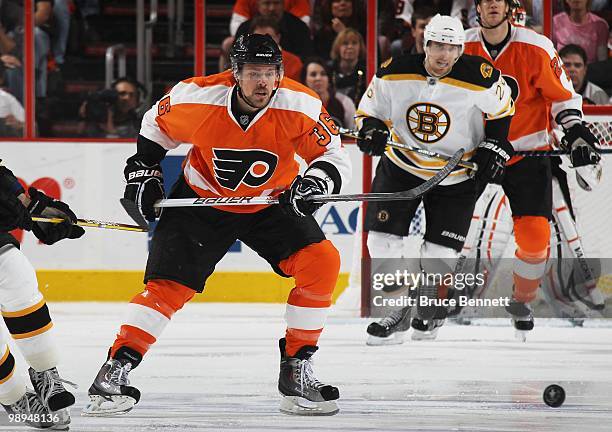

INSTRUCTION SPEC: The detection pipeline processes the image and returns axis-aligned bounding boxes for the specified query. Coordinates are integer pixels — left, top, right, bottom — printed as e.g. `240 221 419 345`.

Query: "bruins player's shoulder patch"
446 54 500 90
480 62 493 79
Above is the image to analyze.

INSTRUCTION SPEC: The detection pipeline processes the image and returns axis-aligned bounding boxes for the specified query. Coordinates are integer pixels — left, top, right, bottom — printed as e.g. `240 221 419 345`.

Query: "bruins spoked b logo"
406 103 450 144
213 148 278 191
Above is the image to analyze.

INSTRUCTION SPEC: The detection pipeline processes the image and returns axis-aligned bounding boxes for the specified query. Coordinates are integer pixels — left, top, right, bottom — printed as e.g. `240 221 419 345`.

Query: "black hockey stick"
152 148 465 209
338 127 477 170
514 148 612 156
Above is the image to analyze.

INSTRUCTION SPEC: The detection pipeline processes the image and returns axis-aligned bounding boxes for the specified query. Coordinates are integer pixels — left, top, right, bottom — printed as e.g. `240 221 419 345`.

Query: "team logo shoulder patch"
406 103 450 144
480 63 493 79
212 148 278 191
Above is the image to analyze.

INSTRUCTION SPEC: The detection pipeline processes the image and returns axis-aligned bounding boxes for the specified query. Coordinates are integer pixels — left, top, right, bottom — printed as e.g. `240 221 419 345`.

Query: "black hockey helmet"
229 33 283 72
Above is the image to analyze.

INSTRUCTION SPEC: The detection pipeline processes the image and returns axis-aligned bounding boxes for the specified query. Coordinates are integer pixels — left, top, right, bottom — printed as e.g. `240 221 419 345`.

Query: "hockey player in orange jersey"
463 0 601 339
83 34 351 417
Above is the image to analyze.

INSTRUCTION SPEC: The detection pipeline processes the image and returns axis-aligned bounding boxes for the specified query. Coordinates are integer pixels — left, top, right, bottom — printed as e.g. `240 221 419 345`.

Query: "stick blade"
120 198 149 230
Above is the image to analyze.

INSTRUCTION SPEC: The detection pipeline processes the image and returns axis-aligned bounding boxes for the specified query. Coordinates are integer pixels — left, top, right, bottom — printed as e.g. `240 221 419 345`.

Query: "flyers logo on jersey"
212 148 278 191
406 103 450 144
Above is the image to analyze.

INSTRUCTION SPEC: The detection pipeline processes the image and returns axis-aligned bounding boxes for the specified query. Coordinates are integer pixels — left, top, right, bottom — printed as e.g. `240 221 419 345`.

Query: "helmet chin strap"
236 85 262 110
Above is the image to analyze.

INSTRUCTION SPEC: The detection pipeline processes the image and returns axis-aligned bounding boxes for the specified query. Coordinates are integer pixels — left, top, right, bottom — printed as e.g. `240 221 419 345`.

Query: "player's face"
338 34 360 61
425 42 462 76
412 17 432 54
478 0 510 28
238 64 279 108
561 53 587 91
331 0 353 19
305 63 329 96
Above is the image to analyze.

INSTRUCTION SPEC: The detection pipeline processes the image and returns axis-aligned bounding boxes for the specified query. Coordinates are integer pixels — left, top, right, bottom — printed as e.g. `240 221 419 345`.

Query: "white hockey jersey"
356 53 514 185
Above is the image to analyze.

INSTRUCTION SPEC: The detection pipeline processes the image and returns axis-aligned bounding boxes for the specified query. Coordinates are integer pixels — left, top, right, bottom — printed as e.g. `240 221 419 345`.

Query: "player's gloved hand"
27 187 85 245
278 175 328 217
469 138 514 184
0 189 32 232
561 122 601 168
357 117 389 156
124 156 165 222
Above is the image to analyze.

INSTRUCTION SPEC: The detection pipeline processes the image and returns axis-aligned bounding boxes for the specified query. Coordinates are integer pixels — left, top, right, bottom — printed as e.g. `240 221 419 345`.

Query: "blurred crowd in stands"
0 0 610 138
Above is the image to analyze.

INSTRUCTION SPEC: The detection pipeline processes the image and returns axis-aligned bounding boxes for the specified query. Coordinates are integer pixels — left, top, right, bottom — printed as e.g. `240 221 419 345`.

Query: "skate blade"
366 331 407 346
81 395 136 416
514 329 528 342
49 408 71 430
279 396 339 416
411 328 439 341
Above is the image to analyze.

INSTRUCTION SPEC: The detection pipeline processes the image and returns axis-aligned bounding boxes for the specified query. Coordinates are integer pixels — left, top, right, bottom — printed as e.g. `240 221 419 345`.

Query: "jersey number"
310 113 339 147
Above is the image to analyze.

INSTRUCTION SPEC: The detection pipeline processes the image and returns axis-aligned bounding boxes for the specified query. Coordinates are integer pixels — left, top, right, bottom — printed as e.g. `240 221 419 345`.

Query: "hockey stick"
32 216 148 232
151 148 465 210
338 127 477 171
514 148 612 156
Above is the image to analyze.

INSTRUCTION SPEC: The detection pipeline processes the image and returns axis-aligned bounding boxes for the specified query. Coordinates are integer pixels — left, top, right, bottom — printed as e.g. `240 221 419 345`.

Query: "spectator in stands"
553 0 609 63
220 0 313 71
52 0 71 75
230 0 310 36
0 62 24 137
0 0 53 102
312 0 365 61
301 57 355 129
250 16 303 81
329 28 366 105
79 77 144 139
390 5 435 57
560 44 609 105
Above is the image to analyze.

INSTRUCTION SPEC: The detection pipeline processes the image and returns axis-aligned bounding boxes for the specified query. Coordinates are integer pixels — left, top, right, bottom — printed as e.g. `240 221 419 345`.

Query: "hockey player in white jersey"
356 14 515 346
0 160 82 429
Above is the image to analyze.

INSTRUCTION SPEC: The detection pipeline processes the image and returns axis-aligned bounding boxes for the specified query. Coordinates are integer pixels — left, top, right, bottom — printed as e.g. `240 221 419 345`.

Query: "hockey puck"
543 384 565 407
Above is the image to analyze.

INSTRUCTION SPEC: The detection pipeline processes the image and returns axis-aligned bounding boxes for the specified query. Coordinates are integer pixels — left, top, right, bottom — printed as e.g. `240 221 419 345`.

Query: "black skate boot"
505 300 534 342
366 305 412 346
411 306 447 341
416 283 438 321
278 338 339 416
28 367 77 430
2 390 55 429
82 347 142 416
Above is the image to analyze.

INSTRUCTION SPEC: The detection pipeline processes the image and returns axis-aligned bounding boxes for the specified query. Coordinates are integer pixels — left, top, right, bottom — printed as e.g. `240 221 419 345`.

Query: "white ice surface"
2 303 611 431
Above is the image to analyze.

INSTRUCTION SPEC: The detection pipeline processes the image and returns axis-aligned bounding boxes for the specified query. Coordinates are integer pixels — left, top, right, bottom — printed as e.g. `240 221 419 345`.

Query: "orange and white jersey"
464 25 582 156
140 70 351 213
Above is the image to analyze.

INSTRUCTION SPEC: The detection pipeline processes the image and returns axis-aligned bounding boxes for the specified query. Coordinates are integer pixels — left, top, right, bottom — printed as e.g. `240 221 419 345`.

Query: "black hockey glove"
278 175 328 217
0 164 32 232
27 187 85 245
357 117 390 156
124 156 165 222
0 189 32 232
561 122 601 168
469 138 514 184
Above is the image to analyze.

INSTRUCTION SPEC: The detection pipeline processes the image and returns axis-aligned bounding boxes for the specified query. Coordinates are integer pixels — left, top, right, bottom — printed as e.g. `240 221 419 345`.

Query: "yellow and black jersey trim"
448 54 501 90
2 299 53 340
0 347 16 383
376 53 427 79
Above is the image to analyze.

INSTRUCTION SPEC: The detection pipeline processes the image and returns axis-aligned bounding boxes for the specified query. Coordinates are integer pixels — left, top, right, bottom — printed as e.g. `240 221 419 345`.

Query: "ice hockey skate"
28 367 77 430
278 338 339 416
416 282 438 321
505 300 534 342
2 390 56 429
411 306 448 340
82 348 142 416
366 305 412 346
